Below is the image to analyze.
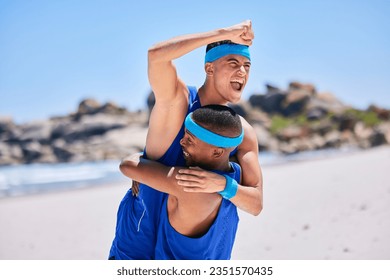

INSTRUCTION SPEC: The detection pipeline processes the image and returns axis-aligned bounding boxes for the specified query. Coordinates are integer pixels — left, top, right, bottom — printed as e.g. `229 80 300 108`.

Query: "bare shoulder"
239 116 258 148
145 81 190 160
237 117 262 188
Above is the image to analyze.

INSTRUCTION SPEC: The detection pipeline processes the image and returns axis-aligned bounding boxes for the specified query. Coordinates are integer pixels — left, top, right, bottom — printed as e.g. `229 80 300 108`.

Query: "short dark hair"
191 105 242 138
206 40 235 53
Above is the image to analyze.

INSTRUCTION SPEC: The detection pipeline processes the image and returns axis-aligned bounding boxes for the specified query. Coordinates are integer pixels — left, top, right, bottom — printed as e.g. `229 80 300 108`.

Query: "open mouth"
231 80 244 91
182 149 190 158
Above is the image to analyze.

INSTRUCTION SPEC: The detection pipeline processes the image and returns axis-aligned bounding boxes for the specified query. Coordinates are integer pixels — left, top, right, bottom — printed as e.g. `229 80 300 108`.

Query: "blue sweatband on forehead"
184 113 244 148
205 44 251 63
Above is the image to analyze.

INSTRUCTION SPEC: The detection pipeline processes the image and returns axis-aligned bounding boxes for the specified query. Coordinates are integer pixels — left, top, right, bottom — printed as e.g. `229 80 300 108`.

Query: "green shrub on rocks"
345 109 381 127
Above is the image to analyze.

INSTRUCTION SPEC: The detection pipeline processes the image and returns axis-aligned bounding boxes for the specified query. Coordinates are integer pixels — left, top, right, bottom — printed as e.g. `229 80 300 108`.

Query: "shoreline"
0 146 366 199
0 146 389 259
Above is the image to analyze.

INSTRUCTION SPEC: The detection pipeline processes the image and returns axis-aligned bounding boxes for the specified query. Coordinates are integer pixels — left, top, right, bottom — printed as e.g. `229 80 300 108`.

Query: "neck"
198 83 229 106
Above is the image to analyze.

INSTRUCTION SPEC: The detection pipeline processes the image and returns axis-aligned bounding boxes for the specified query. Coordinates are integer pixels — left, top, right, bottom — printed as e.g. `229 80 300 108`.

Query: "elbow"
252 202 263 216
251 188 263 216
119 158 137 178
148 46 161 63
147 47 155 61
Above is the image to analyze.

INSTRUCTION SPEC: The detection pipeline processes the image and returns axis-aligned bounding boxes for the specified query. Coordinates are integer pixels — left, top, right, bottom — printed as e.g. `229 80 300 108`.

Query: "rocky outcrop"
1 82 390 165
0 100 148 165
249 82 347 118
242 82 390 154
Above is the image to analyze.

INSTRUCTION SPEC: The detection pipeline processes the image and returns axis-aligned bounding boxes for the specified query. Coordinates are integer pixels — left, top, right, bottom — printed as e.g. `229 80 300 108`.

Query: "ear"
212 148 225 159
205 62 214 76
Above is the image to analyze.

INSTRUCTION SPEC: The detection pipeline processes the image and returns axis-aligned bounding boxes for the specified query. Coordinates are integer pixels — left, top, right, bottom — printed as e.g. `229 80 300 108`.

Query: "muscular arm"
148 20 253 102
230 120 263 215
146 20 254 160
119 153 184 198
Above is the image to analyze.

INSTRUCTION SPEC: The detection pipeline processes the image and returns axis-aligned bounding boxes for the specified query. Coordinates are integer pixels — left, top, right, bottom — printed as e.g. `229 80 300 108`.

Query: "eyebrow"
227 58 239 63
226 57 251 65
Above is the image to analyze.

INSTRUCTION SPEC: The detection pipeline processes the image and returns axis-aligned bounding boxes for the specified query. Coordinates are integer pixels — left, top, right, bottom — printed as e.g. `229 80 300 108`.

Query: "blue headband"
205 44 251 64
184 113 244 148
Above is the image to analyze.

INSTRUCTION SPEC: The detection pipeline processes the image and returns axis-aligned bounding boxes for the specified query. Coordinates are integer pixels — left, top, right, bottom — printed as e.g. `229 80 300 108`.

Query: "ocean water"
0 160 126 198
0 148 357 198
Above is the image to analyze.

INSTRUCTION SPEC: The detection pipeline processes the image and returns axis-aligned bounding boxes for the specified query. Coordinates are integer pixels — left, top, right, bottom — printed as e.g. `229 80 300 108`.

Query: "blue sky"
1 0 389 123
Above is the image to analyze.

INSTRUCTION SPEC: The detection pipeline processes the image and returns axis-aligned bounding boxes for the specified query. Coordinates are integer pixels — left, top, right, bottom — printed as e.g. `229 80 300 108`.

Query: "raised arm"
148 20 254 102
146 20 254 160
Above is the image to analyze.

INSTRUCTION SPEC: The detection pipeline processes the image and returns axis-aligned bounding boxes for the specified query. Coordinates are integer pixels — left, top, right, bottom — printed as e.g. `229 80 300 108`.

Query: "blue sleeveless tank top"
154 162 241 260
109 86 201 259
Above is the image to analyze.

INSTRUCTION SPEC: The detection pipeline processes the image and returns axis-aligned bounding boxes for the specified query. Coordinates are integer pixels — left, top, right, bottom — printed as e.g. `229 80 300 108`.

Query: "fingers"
131 180 140 196
241 32 254 45
227 20 254 46
244 19 252 26
183 187 203 193
177 179 203 187
241 38 253 46
176 169 226 193
178 167 205 176
176 173 200 180
176 174 205 185
176 170 207 189
241 19 254 43
176 168 209 186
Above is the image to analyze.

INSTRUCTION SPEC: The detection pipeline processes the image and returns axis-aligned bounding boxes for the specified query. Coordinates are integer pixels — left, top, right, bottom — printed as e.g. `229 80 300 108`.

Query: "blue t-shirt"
109 86 201 259
155 162 241 260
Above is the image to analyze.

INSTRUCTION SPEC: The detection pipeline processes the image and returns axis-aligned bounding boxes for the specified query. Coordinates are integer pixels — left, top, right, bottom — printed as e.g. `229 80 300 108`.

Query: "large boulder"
50 113 128 142
251 124 273 151
20 141 44 163
307 92 347 115
249 92 286 114
323 130 342 148
281 89 311 116
76 98 101 115
288 81 316 95
376 122 390 143
0 116 14 134
335 114 357 132
73 98 128 120
368 105 390 120
276 125 309 142
280 82 316 116
306 107 328 120
230 100 271 128
18 120 53 144
0 142 23 165
369 129 388 147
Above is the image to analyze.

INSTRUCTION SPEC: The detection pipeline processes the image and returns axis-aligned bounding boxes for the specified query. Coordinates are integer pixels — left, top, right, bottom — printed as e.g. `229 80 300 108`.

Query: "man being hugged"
120 105 244 259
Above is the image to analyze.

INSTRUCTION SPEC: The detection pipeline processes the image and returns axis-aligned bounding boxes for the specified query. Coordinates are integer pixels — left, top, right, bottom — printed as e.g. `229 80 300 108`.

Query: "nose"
180 137 186 147
237 65 246 76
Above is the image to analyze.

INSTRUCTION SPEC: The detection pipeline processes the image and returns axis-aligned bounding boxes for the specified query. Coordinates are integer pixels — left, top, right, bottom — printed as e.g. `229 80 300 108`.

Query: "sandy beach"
0 146 389 260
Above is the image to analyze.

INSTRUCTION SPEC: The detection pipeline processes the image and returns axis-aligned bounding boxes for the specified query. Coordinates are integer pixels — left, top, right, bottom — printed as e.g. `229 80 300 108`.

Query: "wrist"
219 175 238 200
205 28 231 43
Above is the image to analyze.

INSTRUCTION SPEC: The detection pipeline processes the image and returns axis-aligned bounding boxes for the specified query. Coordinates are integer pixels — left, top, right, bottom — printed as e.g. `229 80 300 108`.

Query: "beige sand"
0 146 389 260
